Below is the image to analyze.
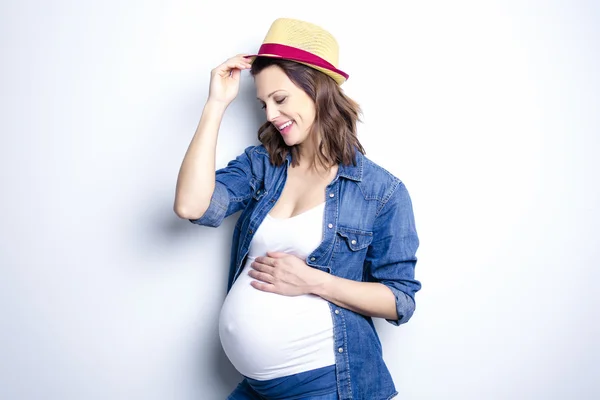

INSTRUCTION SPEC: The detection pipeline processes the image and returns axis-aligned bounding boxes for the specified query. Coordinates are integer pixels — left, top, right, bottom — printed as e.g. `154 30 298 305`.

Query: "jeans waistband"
245 365 336 399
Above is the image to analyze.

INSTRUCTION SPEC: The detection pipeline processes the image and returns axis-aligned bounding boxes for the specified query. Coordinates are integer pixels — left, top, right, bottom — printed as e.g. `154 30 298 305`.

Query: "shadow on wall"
208 335 242 393
129 184 239 262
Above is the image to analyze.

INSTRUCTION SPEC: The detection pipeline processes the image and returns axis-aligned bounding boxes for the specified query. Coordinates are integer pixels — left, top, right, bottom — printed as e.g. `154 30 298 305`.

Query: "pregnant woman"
174 18 421 400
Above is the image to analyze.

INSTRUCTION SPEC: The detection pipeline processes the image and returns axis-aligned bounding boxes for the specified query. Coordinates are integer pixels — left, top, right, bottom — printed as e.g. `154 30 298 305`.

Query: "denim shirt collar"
337 150 363 182
281 148 364 182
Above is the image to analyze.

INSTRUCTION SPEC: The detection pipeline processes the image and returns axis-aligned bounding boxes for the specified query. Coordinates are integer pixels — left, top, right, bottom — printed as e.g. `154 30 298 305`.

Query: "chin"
282 136 298 147
280 130 307 147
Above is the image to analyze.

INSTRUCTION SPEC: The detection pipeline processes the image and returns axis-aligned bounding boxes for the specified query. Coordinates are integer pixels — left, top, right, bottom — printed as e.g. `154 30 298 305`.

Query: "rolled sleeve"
365 180 421 326
189 181 229 227
188 146 256 228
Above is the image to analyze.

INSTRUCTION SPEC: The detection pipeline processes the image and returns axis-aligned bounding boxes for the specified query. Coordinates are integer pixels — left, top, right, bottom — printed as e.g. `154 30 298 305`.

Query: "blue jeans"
227 365 338 400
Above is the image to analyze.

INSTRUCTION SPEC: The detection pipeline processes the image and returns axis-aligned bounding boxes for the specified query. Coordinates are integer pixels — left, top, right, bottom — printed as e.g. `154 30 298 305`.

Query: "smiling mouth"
278 121 293 130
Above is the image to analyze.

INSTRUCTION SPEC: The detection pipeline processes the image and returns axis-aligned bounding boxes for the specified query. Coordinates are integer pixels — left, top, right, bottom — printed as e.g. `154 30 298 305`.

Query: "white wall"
1 1 598 399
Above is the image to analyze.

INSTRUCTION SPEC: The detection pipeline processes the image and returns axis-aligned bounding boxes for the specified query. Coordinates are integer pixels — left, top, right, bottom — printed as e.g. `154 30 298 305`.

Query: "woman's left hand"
249 252 327 296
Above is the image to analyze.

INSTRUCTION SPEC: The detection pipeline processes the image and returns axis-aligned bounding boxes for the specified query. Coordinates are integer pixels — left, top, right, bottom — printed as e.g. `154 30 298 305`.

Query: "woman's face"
254 65 316 147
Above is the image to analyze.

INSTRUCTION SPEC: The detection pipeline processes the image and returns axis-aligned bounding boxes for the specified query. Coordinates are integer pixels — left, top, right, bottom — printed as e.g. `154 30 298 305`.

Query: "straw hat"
248 18 349 85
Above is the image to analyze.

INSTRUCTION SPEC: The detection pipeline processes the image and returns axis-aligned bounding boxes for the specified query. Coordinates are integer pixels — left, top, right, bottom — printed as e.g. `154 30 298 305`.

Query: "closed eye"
259 97 286 109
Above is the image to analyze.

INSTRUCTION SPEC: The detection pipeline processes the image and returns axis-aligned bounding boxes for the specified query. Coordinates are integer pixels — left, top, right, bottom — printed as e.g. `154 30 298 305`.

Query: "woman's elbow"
173 202 208 220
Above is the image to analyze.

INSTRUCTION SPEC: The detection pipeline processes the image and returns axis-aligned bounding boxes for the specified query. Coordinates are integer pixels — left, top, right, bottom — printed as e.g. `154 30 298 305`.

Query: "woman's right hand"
208 54 252 106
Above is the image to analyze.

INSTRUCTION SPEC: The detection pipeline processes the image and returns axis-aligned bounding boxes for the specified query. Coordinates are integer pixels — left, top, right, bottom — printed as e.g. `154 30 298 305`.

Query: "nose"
265 104 279 122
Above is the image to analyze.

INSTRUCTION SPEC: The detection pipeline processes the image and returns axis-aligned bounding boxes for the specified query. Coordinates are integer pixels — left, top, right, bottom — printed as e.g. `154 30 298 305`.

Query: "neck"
295 139 337 175
297 142 315 163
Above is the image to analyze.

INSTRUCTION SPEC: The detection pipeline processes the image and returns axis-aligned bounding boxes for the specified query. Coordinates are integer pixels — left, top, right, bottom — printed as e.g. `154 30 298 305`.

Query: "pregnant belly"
218 259 335 380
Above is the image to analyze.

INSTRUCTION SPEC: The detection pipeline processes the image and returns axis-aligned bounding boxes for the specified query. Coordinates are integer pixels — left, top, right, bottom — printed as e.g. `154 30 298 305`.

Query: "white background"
1 1 599 399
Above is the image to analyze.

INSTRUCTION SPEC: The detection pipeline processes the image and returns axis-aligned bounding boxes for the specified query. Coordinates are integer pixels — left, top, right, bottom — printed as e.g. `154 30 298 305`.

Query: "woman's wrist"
204 98 229 115
310 271 335 298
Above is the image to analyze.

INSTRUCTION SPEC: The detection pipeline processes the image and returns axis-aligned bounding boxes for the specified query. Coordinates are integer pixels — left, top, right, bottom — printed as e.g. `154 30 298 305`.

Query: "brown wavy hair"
250 57 365 169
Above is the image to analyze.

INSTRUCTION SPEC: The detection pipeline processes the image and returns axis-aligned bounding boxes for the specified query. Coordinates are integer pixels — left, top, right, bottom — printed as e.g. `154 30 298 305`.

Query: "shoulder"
358 154 404 203
361 155 401 185
235 144 272 170
236 144 283 182
241 144 270 159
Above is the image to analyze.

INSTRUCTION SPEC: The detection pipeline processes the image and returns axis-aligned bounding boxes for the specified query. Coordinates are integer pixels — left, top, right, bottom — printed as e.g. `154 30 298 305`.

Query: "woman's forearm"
312 274 398 320
174 100 228 219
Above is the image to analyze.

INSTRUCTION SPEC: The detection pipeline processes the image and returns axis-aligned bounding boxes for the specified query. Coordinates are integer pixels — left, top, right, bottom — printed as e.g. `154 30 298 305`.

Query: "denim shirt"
190 145 421 400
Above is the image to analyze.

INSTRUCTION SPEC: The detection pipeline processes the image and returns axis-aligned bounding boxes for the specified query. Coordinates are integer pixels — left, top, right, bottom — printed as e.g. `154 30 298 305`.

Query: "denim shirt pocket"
336 227 373 251
332 226 373 278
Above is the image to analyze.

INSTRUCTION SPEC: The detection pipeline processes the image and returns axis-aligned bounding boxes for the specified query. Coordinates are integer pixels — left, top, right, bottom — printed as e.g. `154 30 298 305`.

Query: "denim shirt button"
310 257 316 261
351 239 357 245
328 223 333 229
335 309 340 315
338 347 344 353
329 193 334 198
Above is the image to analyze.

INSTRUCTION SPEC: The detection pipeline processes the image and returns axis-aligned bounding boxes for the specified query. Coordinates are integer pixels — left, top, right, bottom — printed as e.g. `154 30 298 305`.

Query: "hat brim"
246 53 348 85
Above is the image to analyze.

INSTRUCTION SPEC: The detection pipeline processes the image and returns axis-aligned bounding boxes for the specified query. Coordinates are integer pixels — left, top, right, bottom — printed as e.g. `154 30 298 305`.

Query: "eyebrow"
256 90 284 101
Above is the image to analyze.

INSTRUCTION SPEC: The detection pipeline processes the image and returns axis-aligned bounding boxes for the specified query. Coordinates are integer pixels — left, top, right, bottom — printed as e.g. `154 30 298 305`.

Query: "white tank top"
218 202 335 380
